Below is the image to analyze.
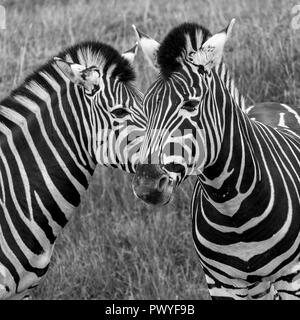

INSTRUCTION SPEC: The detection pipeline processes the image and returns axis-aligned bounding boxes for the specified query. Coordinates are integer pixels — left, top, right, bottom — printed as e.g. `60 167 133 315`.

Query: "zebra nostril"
157 175 170 192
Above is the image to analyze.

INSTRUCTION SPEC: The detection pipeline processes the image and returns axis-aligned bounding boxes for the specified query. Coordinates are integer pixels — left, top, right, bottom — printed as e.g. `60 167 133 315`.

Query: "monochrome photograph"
0 0 299 304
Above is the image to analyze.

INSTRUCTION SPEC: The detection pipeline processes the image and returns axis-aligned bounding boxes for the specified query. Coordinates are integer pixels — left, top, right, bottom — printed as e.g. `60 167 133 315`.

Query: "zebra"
0 40 146 299
246 102 300 136
132 24 299 133
132 20 300 299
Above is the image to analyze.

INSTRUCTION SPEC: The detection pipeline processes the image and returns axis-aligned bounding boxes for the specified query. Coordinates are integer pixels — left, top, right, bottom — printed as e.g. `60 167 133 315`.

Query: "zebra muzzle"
132 164 174 205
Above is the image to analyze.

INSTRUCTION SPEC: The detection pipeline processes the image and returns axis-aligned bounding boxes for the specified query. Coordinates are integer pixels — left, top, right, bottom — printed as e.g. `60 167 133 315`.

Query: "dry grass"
0 0 299 299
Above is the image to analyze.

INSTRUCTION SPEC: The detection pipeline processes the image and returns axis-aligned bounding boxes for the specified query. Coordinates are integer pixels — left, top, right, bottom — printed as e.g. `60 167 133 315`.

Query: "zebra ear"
193 18 236 71
132 24 160 71
53 57 100 90
122 42 138 66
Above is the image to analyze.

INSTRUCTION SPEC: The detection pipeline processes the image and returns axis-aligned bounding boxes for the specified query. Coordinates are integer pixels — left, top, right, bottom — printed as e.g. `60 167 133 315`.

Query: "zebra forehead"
157 23 212 78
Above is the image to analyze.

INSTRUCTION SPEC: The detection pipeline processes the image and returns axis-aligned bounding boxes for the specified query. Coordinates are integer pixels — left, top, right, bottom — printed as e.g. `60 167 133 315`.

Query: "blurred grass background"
0 0 299 300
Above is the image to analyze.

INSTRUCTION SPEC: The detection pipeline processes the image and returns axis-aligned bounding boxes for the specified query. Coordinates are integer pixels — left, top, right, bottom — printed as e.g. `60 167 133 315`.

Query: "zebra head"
132 20 235 205
53 42 146 172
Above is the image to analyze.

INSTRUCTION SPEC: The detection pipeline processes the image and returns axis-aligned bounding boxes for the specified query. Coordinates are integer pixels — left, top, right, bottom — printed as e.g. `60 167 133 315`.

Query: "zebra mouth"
132 164 175 206
134 187 173 206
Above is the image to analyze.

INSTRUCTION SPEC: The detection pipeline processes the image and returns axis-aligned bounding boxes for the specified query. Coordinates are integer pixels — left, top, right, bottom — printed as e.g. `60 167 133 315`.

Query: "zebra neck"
0 73 97 234
216 62 246 111
199 70 263 218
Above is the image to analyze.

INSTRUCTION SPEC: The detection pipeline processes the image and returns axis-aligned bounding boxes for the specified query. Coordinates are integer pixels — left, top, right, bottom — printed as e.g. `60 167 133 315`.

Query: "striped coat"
0 41 145 299
132 21 300 299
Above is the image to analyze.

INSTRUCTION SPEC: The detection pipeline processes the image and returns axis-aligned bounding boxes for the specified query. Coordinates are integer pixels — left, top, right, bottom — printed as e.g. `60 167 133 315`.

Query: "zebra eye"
182 100 199 112
111 107 131 118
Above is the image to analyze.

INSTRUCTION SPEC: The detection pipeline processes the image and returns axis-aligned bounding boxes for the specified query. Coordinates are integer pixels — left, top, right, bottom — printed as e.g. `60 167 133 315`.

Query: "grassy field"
0 0 299 300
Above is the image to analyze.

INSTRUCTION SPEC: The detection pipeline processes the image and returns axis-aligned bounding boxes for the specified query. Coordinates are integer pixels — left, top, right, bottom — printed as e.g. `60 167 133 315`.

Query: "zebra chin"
132 164 175 206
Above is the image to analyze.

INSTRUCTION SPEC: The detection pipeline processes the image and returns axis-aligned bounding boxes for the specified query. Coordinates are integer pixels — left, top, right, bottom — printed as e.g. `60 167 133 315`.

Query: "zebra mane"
7 41 136 100
157 24 246 109
157 23 212 78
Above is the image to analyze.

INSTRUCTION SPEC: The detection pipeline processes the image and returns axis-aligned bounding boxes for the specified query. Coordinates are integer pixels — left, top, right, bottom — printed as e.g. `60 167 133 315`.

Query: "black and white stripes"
132 22 300 299
0 41 145 299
